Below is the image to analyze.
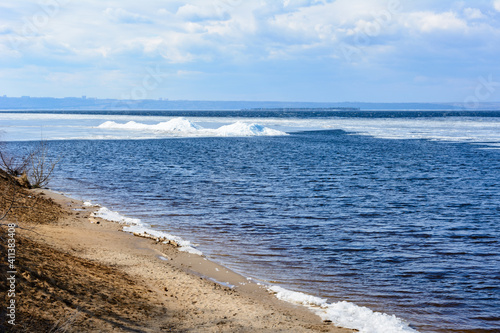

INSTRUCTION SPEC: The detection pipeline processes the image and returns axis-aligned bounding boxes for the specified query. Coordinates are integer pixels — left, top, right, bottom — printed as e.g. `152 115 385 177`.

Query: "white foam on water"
90 204 418 331
92 207 142 225
91 207 203 255
269 286 419 333
269 286 328 306
123 224 203 255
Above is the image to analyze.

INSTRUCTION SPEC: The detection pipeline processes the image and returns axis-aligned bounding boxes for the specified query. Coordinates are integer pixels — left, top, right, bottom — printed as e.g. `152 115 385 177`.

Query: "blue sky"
1 0 500 102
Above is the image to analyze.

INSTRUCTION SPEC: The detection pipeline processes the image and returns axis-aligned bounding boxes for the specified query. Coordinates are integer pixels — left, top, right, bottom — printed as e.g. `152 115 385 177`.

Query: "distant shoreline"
1 96 500 111
1 109 500 118
242 107 361 111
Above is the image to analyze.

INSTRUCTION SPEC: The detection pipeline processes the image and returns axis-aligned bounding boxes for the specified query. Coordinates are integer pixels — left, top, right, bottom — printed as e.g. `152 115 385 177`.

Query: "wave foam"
97 117 287 137
93 207 141 224
90 205 416 331
92 207 202 255
269 286 418 333
123 224 203 255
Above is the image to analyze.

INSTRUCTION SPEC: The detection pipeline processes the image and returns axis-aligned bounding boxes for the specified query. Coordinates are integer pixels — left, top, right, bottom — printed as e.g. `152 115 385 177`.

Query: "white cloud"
265 0 405 61
0 41 19 59
104 8 153 24
494 0 500 12
0 25 13 35
176 4 230 22
463 8 484 20
175 70 203 77
407 11 467 33
1 0 500 101
45 71 85 84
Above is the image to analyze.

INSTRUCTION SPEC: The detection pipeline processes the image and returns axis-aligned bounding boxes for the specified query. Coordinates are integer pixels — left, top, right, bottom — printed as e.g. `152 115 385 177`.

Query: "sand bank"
1 175 353 332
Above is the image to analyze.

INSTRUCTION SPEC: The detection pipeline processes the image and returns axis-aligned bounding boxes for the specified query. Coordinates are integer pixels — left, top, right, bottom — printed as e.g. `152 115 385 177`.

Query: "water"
2 111 500 332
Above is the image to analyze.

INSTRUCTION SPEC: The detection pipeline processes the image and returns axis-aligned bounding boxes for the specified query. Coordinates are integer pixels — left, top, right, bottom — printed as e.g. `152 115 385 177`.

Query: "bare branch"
0 146 32 177
29 140 60 188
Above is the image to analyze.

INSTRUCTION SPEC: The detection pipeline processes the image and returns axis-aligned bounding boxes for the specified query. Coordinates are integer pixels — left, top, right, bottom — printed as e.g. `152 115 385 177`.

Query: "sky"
1 0 500 103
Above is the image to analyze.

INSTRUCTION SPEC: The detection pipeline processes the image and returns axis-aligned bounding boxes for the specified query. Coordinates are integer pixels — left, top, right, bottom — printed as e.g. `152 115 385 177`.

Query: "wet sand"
1 174 353 332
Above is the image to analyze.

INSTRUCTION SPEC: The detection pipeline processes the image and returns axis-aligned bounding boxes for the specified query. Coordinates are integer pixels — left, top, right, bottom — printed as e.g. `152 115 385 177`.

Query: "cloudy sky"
1 0 500 102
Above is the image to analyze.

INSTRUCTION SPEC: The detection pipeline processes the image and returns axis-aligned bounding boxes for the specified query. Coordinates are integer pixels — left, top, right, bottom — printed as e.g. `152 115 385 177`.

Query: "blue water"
5 111 500 332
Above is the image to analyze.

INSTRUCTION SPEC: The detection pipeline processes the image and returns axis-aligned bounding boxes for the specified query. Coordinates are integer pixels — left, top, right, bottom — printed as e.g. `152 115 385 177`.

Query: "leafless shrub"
0 136 60 189
0 144 33 177
29 140 60 189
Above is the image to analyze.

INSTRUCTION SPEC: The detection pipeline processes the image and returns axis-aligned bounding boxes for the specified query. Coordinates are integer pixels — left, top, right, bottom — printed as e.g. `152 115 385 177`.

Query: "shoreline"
2 179 354 332
39 188 420 333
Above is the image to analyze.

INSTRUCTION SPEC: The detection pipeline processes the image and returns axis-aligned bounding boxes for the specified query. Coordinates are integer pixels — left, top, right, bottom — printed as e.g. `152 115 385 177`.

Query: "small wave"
96 117 288 137
93 207 141 225
93 204 417 333
92 207 202 255
269 286 419 333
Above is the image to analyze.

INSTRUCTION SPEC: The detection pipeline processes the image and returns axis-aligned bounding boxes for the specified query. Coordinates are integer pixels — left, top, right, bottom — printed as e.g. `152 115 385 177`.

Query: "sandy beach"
0 171 354 332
